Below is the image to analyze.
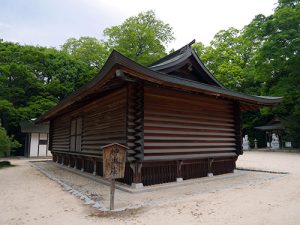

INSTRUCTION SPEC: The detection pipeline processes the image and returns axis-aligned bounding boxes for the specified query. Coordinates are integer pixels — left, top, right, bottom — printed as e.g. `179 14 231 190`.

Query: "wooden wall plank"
143 86 237 161
51 88 127 154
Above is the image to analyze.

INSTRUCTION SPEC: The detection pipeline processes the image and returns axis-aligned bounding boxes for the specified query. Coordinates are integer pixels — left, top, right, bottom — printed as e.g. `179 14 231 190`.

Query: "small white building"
20 121 51 157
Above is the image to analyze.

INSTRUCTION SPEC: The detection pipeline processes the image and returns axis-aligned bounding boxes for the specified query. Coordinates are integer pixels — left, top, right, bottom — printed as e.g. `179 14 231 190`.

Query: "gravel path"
1 151 300 225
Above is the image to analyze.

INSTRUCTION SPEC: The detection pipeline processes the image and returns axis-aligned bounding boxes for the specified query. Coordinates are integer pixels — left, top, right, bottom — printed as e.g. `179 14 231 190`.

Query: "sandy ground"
1 151 300 225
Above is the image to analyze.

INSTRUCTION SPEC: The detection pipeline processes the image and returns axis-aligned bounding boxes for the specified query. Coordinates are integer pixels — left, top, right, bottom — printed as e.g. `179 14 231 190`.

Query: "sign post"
102 143 127 210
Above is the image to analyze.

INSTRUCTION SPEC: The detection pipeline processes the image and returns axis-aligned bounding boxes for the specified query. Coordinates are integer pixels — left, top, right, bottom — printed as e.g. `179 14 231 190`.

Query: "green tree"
103 10 174 65
0 40 95 143
193 28 247 91
253 0 300 143
61 36 109 71
193 0 300 145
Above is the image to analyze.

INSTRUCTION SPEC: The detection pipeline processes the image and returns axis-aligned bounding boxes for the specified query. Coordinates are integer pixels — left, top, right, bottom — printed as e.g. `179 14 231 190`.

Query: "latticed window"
70 117 82 151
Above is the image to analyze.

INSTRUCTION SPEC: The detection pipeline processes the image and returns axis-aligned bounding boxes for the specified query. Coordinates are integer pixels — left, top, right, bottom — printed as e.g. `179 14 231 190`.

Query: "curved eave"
35 51 121 123
254 125 285 131
114 52 282 106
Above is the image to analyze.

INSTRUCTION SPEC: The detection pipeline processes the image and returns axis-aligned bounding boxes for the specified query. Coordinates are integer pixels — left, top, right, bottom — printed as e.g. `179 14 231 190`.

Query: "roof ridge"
148 40 195 67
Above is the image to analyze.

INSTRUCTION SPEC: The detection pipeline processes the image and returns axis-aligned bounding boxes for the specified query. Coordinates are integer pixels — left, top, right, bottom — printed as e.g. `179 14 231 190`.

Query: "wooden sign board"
102 143 127 179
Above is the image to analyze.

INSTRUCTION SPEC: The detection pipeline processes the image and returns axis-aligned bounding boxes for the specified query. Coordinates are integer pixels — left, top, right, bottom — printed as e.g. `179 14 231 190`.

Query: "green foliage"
103 10 174 65
193 0 300 143
0 40 95 142
0 161 13 168
0 123 20 157
195 28 246 91
61 36 109 70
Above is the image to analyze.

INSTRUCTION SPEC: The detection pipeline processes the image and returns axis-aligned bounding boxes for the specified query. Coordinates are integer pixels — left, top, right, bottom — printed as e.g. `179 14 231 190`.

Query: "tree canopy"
193 0 300 145
103 10 174 65
0 40 95 155
61 36 109 71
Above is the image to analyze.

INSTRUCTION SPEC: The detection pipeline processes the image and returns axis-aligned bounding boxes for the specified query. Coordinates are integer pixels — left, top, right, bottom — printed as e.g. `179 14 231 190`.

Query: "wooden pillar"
74 156 77 169
130 162 143 188
207 158 214 177
81 157 85 172
61 154 64 165
67 155 71 167
93 158 97 176
48 120 54 152
176 160 183 182
278 130 283 149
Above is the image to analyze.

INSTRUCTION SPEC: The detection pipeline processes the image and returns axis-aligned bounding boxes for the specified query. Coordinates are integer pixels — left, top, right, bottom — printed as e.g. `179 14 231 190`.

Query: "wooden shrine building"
255 116 285 148
36 41 281 186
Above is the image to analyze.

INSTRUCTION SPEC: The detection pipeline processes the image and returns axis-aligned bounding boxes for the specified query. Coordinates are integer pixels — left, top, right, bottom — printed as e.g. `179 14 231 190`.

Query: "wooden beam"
176 160 183 179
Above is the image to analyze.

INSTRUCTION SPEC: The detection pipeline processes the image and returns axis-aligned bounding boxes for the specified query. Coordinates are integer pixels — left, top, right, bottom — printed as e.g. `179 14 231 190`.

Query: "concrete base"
131 183 143 189
92 172 96 176
176 178 183 182
81 168 84 172
207 173 213 177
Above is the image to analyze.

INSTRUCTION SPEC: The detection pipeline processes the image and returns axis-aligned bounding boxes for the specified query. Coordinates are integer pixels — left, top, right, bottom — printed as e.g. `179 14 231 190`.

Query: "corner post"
130 162 143 188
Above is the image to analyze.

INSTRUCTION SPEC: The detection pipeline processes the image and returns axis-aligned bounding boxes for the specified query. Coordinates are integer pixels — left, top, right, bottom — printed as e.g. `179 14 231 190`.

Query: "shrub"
0 123 21 157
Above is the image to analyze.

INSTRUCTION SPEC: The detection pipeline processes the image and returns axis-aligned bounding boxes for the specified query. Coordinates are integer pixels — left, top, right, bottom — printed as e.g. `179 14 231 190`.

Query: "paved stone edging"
30 161 145 212
30 161 111 211
42 161 250 194
237 167 289 174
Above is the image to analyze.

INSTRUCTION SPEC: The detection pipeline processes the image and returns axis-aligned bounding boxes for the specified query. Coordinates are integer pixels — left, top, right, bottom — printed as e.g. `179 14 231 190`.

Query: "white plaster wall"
39 145 47 157
29 132 51 157
39 133 48 157
29 133 39 157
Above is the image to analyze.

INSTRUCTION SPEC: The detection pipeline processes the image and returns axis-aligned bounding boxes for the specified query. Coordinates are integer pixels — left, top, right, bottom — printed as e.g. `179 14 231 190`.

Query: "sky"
0 0 278 50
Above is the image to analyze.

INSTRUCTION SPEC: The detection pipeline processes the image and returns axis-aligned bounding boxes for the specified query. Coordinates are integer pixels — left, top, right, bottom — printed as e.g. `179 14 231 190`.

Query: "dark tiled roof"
20 121 49 133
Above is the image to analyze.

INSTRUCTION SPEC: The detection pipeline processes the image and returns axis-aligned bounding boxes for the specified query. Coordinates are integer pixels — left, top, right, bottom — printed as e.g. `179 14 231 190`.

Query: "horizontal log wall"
50 88 127 157
51 115 71 152
81 88 127 156
143 86 237 161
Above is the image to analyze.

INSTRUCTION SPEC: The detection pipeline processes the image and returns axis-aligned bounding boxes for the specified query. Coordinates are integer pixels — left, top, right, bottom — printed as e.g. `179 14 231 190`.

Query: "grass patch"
0 161 14 169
